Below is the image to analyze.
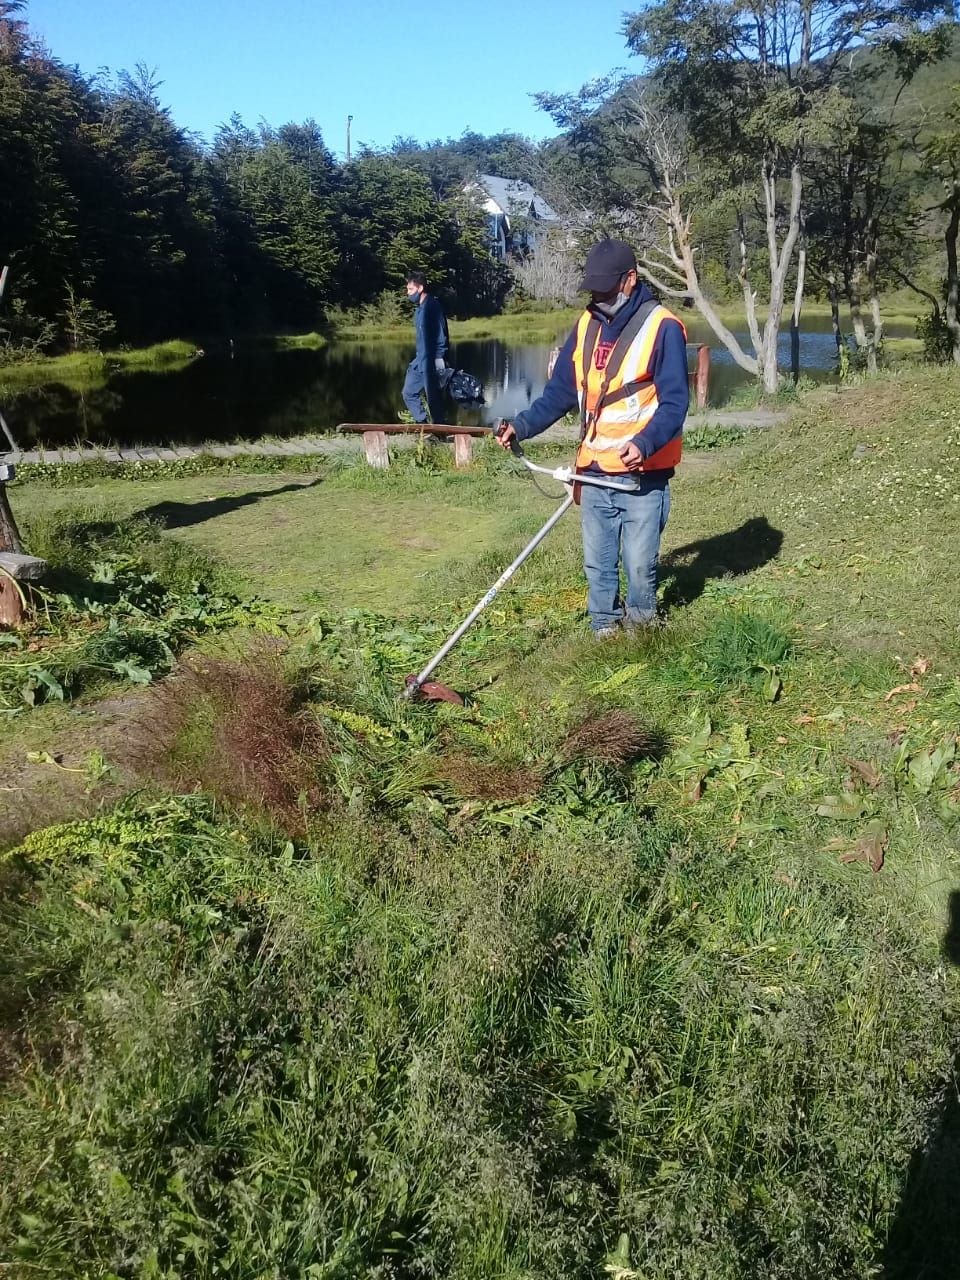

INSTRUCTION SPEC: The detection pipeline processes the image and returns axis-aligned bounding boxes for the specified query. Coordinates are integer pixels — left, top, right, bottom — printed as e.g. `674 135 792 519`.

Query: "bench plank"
337 423 489 437
0 553 47 581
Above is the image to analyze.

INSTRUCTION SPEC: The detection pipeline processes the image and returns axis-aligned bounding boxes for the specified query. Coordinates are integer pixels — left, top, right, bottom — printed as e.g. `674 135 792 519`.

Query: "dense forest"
1 0 959 377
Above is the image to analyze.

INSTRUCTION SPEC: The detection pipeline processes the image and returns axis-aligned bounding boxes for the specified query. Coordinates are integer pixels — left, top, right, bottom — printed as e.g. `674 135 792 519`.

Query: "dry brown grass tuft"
433 756 542 803
560 709 664 767
138 649 331 833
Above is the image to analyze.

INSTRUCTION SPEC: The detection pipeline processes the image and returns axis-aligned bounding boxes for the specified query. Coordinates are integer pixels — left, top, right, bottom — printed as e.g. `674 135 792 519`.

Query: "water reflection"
0 320 911 451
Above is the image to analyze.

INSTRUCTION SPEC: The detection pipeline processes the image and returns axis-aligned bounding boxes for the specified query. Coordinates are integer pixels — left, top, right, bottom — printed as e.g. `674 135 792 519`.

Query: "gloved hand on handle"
494 419 518 451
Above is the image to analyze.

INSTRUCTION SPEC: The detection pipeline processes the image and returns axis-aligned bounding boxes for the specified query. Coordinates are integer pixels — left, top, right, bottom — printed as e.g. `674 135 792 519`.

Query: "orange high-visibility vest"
572 302 685 475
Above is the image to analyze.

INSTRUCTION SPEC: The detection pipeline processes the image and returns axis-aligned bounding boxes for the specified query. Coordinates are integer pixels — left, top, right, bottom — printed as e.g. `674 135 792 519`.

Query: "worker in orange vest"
497 239 688 635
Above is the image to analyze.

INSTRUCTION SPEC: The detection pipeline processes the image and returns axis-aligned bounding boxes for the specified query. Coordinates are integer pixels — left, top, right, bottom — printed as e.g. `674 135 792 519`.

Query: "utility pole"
346 115 353 163
0 266 21 556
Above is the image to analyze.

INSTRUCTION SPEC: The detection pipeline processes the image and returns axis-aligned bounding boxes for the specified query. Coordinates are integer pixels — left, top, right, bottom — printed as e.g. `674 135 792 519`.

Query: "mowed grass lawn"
11 365 960 661
13 459 571 615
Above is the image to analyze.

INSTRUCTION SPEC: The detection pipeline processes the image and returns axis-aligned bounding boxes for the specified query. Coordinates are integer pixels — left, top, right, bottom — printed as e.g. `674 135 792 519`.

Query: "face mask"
592 289 631 319
407 287 422 305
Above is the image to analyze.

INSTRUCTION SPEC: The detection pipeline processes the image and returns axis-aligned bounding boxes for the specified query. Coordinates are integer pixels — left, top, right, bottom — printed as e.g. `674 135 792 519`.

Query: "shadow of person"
659 516 783 610
136 478 323 531
881 889 960 1279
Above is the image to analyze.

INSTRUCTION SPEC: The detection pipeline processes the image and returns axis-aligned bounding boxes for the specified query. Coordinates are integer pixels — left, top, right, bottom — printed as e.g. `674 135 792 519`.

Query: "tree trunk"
848 266 869 361
759 157 803 395
828 275 843 356
638 194 759 377
945 187 960 366
0 484 24 555
868 291 883 376
790 239 806 384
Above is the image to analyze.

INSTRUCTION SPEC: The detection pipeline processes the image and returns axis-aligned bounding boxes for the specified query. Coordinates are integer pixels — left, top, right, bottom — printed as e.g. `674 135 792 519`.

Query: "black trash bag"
439 366 485 406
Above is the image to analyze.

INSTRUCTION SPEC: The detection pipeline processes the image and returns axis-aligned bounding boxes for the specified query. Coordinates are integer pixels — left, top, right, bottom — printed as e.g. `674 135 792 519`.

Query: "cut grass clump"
1 514 279 715
140 650 331 832
560 708 668 766
433 755 542 803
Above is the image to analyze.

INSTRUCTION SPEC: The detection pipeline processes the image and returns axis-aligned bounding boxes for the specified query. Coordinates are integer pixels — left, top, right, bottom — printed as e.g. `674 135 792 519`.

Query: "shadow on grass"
660 516 783 610
881 889 960 1279
136 478 324 530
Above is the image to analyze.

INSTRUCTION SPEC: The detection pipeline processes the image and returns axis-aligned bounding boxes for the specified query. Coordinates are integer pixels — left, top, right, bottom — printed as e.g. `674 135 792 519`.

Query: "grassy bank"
331 296 929 344
1 367 959 1277
0 339 199 393
329 309 581 343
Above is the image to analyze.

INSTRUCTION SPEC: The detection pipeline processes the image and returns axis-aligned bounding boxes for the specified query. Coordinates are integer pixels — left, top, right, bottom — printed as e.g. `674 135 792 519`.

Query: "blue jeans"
402 359 446 425
580 479 670 630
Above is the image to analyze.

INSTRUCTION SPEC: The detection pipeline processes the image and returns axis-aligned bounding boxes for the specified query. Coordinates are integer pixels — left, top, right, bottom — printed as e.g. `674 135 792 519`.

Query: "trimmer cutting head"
403 675 465 706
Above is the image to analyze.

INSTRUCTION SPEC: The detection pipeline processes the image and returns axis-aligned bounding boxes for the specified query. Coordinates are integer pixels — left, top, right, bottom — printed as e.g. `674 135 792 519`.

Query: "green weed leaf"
816 794 866 820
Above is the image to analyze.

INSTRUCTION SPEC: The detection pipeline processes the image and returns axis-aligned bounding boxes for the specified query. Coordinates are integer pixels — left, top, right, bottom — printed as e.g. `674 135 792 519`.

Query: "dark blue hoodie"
513 285 689 478
414 294 449 369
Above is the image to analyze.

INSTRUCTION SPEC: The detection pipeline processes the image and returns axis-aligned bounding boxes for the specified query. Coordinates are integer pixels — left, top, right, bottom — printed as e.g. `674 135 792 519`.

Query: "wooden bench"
337 423 490 470
0 552 47 627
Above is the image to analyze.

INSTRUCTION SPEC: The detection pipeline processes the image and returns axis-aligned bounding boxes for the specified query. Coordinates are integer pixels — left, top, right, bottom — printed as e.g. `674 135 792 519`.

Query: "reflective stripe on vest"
572 304 686 475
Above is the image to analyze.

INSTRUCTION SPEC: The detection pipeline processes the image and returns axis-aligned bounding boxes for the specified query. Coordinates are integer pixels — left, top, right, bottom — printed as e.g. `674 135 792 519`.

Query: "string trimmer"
402 428 650 705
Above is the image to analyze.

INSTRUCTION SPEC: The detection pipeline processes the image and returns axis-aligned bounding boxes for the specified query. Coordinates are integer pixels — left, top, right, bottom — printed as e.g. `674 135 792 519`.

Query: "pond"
0 314 915 451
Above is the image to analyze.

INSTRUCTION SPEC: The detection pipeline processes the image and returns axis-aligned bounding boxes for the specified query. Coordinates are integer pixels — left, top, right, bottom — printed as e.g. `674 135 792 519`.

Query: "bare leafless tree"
619 91 769 381
511 232 582 305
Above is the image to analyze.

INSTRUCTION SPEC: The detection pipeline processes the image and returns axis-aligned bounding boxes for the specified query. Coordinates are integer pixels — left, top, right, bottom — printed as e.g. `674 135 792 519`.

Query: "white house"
464 174 562 261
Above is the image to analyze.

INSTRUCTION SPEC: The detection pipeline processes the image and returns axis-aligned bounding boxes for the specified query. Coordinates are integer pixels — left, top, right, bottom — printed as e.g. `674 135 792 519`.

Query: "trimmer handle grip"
494 420 524 457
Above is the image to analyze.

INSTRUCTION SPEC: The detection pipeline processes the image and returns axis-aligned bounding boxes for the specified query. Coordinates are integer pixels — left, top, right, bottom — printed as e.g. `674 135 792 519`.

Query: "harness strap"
579 299 660 441
578 315 602 443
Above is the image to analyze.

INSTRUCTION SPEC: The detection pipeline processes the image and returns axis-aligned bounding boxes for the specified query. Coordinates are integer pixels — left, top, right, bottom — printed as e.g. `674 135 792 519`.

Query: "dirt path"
0 691 149 849
6 410 786 467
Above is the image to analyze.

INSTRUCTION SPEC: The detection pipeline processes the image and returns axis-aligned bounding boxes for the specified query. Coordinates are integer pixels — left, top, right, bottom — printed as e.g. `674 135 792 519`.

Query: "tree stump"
0 552 47 627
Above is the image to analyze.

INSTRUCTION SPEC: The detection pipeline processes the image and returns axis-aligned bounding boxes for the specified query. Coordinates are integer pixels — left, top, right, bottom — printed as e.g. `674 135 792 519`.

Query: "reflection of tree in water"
4 382 124 448
881 889 960 1279
454 338 557 424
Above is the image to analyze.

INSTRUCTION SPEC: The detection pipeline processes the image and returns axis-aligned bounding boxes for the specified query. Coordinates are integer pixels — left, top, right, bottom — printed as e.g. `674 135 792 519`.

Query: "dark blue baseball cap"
580 239 637 292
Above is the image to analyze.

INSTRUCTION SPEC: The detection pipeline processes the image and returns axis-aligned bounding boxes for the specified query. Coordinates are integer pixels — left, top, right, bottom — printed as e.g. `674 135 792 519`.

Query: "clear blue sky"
23 0 641 153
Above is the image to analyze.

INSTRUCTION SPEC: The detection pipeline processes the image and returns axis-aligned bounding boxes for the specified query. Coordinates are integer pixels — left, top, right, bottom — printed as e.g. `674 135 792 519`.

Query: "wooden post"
0 482 23 555
453 434 473 467
362 430 389 469
694 344 710 409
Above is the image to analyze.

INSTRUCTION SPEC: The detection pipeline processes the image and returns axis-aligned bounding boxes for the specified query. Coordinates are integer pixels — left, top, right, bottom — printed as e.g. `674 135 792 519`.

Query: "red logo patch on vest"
594 341 614 371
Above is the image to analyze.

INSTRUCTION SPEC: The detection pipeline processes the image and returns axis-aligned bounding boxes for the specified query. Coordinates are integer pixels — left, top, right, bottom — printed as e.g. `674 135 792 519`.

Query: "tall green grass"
1 781 955 1278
